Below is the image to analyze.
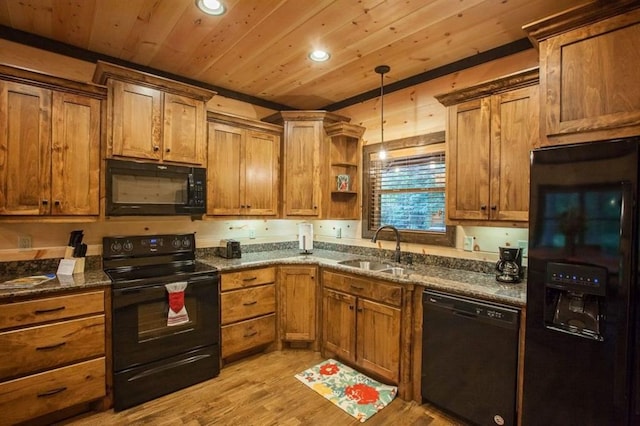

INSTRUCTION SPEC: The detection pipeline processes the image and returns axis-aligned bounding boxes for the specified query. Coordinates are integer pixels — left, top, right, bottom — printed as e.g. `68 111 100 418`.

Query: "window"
362 132 455 246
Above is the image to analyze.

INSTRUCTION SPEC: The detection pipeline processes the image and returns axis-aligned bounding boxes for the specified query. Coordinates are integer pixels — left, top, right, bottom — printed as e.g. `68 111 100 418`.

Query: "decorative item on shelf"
336 174 350 192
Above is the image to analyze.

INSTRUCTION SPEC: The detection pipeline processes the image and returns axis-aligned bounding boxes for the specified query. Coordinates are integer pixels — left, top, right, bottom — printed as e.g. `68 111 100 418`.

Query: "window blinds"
368 151 446 232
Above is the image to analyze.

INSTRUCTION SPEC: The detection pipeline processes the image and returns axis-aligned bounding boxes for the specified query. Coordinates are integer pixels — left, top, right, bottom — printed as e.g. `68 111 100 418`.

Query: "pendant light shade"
375 65 390 160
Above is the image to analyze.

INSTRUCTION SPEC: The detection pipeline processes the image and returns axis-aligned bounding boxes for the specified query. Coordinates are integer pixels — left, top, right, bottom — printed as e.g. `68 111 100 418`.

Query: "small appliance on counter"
298 223 313 254
220 239 241 258
495 247 523 283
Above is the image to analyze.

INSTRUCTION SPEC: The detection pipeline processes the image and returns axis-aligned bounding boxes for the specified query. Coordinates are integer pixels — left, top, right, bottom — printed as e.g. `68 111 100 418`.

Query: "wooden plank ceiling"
0 0 587 110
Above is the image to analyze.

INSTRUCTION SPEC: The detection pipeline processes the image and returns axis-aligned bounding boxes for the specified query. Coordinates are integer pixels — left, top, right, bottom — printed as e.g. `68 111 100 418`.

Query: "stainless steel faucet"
371 225 402 263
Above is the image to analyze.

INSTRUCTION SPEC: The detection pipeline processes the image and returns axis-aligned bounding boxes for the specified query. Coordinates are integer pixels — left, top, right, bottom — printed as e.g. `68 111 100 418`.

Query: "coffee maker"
495 247 523 283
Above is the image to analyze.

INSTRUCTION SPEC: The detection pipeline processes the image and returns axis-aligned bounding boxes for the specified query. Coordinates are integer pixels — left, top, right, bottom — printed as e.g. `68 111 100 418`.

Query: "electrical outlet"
249 229 256 239
18 235 32 249
335 227 342 238
463 236 474 252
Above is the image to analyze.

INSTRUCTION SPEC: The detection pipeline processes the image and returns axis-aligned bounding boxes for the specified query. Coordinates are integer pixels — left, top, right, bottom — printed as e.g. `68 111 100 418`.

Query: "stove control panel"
103 233 196 257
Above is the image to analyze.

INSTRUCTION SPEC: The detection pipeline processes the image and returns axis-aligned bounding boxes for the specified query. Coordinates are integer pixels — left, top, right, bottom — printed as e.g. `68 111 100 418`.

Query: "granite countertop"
0 269 111 301
0 249 526 307
198 249 526 307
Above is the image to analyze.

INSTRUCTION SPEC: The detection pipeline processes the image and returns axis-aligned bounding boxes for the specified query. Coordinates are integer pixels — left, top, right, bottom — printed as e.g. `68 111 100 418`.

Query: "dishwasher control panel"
424 291 519 325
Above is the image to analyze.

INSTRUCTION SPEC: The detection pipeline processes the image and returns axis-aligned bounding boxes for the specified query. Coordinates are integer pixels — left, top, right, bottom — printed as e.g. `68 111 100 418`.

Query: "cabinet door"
542 10 640 139
111 80 162 161
280 266 317 342
490 85 538 222
51 92 101 215
356 298 401 383
447 98 491 220
0 81 51 215
208 122 243 215
245 130 279 216
322 288 356 363
163 93 205 165
283 120 321 216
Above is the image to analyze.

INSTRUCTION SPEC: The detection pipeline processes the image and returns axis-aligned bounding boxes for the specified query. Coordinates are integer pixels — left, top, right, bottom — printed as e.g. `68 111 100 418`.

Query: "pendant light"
375 65 390 160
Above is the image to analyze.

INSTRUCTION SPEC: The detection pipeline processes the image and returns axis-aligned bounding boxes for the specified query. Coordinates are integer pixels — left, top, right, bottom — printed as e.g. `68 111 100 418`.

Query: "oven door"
112 274 219 372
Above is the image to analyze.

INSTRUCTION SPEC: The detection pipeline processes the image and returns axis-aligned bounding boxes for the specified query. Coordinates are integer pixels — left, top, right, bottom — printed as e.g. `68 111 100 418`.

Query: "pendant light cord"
374 65 390 159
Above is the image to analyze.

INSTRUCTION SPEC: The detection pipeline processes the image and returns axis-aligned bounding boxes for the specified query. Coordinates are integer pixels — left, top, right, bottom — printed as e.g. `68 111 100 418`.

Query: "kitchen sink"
379 267 413 277
337 259 393 271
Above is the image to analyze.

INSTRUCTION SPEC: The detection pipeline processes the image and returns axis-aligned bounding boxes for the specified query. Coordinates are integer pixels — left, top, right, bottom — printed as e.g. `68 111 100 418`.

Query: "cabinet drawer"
221 284 275 325
0 357 105 425
323 271 402 307
0 315 105 380
0 290 105 330
221 267 276 291
221 314 275 358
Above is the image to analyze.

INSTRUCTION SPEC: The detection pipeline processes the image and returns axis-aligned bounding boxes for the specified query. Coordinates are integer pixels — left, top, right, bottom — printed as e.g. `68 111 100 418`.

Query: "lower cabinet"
0 289 106 425
279 265 318 348
322 270 402 384
220 267 277 360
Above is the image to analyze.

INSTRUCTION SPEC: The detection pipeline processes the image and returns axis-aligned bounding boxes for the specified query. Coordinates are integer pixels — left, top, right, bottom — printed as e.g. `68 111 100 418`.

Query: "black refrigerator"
523 138 640 425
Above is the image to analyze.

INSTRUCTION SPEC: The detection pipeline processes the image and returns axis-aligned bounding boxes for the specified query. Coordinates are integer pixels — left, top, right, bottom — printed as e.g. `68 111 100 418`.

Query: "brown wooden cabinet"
322 270 402 384
220 267 277 361
207 113 281 216
279 265 318 348
0 66 103 216
436 69 539 225
94 61 214 165
524 2 640 145
265 111 364 219
0 290 106 425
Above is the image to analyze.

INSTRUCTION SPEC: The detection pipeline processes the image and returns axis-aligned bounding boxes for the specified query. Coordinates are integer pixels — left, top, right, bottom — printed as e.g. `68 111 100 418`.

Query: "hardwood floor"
62 350 466 425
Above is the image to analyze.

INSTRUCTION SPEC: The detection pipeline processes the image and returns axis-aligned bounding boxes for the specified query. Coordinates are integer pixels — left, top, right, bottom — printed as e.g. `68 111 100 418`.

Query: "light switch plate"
463 236 474 252
518 240 528 257
249 229 256 239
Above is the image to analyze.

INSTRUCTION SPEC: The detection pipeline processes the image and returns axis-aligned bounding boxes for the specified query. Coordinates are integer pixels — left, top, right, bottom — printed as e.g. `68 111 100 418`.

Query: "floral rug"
294 359 397 422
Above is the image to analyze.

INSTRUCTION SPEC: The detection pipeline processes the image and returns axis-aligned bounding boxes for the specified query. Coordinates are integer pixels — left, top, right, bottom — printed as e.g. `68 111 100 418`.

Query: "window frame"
362 131 455 247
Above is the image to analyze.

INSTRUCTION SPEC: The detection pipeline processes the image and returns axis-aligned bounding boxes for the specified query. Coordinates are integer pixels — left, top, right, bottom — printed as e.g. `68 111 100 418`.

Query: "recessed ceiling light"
309 50 330 62
196 0 226 16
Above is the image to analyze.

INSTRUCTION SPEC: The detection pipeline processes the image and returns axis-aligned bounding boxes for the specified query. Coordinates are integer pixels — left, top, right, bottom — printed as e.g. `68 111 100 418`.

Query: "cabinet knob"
357 308 363 313
54 200 61 206
246 205 251 209
313 205 318 209
41 200 48 206
491 205 497 210
240 205 245 208
153 145 160 152
480 205 487 210
349 305 354 310
165 148 171 153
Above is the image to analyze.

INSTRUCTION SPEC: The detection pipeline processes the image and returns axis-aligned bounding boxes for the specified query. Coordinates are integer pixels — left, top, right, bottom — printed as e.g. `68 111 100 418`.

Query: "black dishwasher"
422 290 520 426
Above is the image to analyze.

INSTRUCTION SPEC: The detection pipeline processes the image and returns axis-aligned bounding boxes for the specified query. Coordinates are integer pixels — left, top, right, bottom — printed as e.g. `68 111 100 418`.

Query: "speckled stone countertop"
198 249 526 307
0 269 111 301
0 249 526 307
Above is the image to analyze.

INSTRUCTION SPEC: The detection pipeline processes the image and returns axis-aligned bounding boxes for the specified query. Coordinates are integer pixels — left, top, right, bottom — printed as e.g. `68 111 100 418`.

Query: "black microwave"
106 159 206 216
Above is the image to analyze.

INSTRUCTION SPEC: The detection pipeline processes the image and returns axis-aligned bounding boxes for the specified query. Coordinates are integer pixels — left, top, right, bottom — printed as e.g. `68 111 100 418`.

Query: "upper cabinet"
265 111 364 219
93 61 214 165
0 65 104 216
524 2 640 145
207 112 281 216
436 69 539 225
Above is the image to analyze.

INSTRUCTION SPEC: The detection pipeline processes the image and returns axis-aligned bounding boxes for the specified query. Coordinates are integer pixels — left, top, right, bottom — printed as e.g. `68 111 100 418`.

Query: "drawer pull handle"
242 277 258 282
244 331 258 338
243 301 258 306
37 386 67 398
36 342 66 351
350 285 364 290
34 306 65 315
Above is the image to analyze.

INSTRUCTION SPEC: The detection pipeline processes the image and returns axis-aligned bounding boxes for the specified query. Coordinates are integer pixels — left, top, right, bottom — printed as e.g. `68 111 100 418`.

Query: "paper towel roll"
299 223 313 252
